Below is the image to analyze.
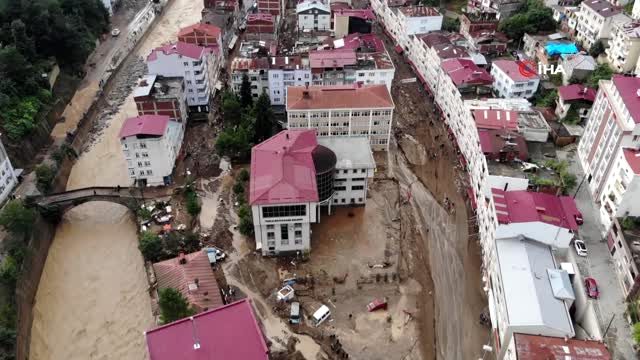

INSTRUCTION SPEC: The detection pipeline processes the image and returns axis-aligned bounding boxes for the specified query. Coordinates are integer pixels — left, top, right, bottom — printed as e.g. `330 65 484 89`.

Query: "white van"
312 305 331 327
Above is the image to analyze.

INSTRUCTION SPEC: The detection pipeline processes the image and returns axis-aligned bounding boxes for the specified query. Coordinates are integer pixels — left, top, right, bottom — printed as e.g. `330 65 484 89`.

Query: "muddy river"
29 0 203 358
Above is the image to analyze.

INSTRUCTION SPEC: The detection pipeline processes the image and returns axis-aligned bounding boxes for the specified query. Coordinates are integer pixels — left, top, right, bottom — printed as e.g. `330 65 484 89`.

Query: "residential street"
559 149 636 359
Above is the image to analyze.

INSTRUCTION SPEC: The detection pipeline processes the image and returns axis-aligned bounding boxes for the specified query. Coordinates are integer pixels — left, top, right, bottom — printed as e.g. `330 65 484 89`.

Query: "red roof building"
119 115 169 139
147 42 206 62
329 33 385 52
249 130 320 205
612 75 640 124
492 189 580 231
441 58 493 87
286 84 394 110
309 48 358 69
477 128 528 162
257 0 280 15
133 75 187 123
473 109 519 131
492 59 539 82
333 8 375 20
512 333 610 359
177 23 222 48
153 250 224 312
145 299 269 360
624 148 640 175
558 84 597 102
246 13 275 33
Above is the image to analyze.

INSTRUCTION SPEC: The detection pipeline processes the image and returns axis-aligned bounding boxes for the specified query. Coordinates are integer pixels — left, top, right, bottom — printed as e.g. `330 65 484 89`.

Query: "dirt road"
29 0 205 358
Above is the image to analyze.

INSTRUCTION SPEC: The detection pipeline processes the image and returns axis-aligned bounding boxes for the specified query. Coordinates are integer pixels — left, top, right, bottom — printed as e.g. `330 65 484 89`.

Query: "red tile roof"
247 12 275 23
492 189 580 231
153 251 224 312
231 57 270 71
473 109 519 131
420 32 451 47
268 56 303 70
147 42 206 61
309 48 357 68
624 148 640 175
333 8 376 20
287 84 394 110
330 2 352 11
177 23 221 38
119 115 169 139
441 58 493 87
434 43 469 59
582 0 621 17
477 129 528 161
398 5 440 17
612 75 640 124
513 333 610 360
492 59 539 82
333 33 385 52
145 299 269 360
250 130 320 205
558 84 597 102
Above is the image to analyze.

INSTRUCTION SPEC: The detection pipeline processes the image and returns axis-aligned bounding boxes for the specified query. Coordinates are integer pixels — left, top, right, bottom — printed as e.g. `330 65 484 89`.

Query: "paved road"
558 150 636 359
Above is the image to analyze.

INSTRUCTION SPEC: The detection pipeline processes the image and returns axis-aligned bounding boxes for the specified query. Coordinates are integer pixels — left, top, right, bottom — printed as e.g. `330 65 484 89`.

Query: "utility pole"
573 173 587 199
603 314 616 338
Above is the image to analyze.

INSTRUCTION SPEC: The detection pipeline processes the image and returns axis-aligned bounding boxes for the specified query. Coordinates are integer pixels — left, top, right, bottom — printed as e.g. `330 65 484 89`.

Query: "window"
139 170 145 176
146 170 153 175
129 169 135 176
361 169 366 173
188 89 194 92
358 198 363 202
144 161 151 166
352 178 365 182
135 153 140 158
187 80 192 84
267 232 275 240
139 143 147 149
280 224 289 245
267 224 275 230
352 169 357 174
334 186 346 191
183 62 189 66
294 223 302 229
142 153 149 158
138 162 143 167
262 205 306 218
352 185 364 190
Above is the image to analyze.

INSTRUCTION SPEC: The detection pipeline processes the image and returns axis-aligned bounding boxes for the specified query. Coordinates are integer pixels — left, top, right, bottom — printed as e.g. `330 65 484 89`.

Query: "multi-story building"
296 0 331 31
231 57 270 98
491 60 540 99
309 48 395 90
606 21 640 73
0 139 18 203
577 75 640 231
119 115 183 186
607 217 640 300
178 23 222 50
466 0 525 18
133 75 188 123
246 13 276 34
555 84 596 119
634 0 640 20
575 0 630 49
249 129 375 255
286 84 395 151
267 56 311 106
147 42 219 112
257 0 281 16
502 333 610 360
333 9 375 38
459 12 507 55
317 137 376 205
201 0 239 48
560 54 597 84
489 236 575 358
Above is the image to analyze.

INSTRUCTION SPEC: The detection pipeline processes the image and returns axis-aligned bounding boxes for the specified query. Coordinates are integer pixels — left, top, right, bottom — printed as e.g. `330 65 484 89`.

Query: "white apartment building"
0 139 18 203
577 75 640 231
267 56 311 106
606 21 640 73
296 0 330 31
370 1 442 50
309 48 395 91
317 137 376 206
634 0 640 20
285 84 395 151
489 237 575 359
491 60 539 99
231 57 270 99
119 115 183 186
147 42 218 112
575 0 630 49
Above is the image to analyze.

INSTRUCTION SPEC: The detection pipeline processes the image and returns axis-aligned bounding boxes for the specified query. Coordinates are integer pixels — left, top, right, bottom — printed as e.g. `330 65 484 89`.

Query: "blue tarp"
545 42 578 56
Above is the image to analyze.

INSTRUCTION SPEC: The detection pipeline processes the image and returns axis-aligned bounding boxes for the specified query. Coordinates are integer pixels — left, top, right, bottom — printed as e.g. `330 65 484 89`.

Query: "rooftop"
333 8 375 20
119 115 169 139
496 237 574 337
247 12 275 23
397 5 440 17
561 54 597 72
420 32 451 47
513 333 610 359
612 75 640 124
250 130 319 205
269 56 304 70
472 109 519 131
434 43 469 59
618 21 640 38
441 58 493 87
286 84 394 110
231 57 270 71
309 48 357 68
145 299 269 360
147 42 206 62
178 23 221 39
152 251 224 312
478 129 528 161
133 75 184 99
296 0 329 13
492 189 580 231
317 137 376 169
557 84 597 102
331 33 385 53
624 148 640 175
582 0 621 17
356 52 394 70
492 59 539 82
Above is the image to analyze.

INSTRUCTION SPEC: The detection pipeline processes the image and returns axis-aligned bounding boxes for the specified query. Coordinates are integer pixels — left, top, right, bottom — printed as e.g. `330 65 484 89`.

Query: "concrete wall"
568 249 604 340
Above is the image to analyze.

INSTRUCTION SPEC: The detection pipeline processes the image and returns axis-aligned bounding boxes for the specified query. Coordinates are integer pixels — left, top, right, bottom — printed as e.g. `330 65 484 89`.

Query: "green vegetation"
238 168 250 182
253 92 274 143
563 107 580 125
138 231 164 263
0 200 36 235
237 204 254 236
442 17 460 32
585 63 613 89
634 322 640 344
533 89 557 107
35 163 55 194
0 0 110 143
543 160 577 193
625 1 634 16
239 74 253 108
498 0 557 41
158 288 195 324
185 185 201 217
589 40 605 58
421 0 439 6
622 217 640 231
232 169 253 236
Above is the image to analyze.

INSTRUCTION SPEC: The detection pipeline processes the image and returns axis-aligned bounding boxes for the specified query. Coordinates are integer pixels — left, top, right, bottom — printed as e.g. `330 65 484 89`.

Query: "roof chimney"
139 79 148 87
286 132 290 140
179 252 187 265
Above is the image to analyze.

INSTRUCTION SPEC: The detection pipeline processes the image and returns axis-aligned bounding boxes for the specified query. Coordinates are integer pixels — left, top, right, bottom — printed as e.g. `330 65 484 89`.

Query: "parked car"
111 28 121 37
575 212 584 225
289 302 301 324
574 239 588 257
204 247 226 264
585 277 599 299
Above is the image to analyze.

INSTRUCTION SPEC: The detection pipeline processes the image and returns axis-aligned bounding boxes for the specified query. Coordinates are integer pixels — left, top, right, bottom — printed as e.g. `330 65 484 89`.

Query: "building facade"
178 23 222 50
267 56 311 106
0 139 18 203
606 21 640 73
286 84 395 151
231 57 270 98
607 217 640 300
133 75 188 123
296 0 331 31
491 60 539 99
577 76 640 231
246 13 276 34
147 42 219 112
309 48 395 91
119 115 183 186
575 0 629 49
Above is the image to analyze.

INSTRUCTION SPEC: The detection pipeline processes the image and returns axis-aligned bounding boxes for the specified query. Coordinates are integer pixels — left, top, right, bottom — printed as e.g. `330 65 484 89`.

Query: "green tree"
158 288 195 324
215 125 253 159
498 0 556 41
221 90 243 125
534 89 557 107
138 231 163 262
3 97 41 141
442 17 460 32
421 0 439 6
233 181 245 195
238 168 250 182
35 163 55 194
625 1 634 15
589 40 605 58
252 92 274 143
0 200 36 235
237 204 254 236
586 64 613 89
185 187 201 216
240 73 253 108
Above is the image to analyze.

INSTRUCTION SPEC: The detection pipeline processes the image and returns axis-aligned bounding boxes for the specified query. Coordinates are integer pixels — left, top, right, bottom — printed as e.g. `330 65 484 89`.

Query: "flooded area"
29 0 205 358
